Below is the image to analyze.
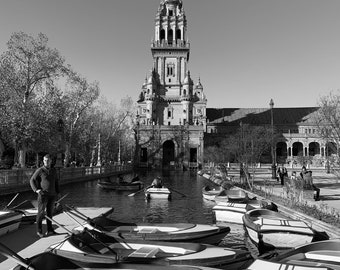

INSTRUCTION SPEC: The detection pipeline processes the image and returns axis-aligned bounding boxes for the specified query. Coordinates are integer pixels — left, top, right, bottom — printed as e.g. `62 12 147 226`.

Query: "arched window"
168 29 173 45
176 29 181 41
160 29 165 44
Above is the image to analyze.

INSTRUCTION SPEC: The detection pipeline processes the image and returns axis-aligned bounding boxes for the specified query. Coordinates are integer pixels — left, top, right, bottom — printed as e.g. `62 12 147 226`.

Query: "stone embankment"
0 165 132 195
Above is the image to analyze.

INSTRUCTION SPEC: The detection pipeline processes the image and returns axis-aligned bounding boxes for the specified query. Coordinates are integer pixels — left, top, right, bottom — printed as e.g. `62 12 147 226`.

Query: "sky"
1 0 340 109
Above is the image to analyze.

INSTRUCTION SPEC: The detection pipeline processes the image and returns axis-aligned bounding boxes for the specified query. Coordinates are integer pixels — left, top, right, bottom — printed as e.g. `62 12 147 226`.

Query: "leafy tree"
0 32 65 167
61 70 100 166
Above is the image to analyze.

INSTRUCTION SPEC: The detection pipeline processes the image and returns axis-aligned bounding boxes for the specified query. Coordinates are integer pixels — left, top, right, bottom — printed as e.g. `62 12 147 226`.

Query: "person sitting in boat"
151 176 163 188
131 174 140 183
118 174 126 184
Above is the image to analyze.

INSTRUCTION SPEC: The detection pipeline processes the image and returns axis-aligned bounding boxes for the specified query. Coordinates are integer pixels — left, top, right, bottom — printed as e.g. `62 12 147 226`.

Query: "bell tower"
136 0 207 170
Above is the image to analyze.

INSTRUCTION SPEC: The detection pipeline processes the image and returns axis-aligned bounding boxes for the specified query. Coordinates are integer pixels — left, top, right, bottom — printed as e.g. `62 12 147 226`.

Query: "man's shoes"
45 230 57 236
37 232 44 238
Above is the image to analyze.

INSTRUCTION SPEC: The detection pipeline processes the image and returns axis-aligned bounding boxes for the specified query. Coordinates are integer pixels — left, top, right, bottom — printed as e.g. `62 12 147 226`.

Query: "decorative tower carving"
136 0 207 170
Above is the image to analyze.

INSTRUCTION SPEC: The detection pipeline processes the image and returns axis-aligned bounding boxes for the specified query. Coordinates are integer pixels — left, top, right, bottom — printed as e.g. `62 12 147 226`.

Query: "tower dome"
195 77 203 89
183 70 191 84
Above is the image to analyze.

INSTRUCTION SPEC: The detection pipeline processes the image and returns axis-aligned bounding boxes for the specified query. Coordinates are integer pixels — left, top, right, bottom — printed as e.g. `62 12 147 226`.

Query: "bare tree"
316 90 340 170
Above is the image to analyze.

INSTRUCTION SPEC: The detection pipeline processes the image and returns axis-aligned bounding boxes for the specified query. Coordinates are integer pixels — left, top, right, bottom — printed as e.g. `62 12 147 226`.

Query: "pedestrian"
277 164 287 186
29 154 60 238
300 165 307 179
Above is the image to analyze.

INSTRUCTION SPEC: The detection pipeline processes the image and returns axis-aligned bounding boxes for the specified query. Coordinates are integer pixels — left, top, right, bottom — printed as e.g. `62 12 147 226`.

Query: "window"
160 29 165 43
169 10 173 16
168 110 171 118
167 63 175 76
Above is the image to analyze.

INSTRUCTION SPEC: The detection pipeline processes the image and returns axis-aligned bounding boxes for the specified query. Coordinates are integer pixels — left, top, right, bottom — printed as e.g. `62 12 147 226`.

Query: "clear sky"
1 0 340 108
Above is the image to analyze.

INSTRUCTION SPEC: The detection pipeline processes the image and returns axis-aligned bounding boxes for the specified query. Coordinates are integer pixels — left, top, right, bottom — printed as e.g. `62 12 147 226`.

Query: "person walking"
277 164 288 186
30 154 60 237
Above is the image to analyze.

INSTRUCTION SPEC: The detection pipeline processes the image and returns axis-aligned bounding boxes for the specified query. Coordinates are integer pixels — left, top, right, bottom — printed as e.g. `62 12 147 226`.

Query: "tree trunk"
64 143 71 167
18 148 26 168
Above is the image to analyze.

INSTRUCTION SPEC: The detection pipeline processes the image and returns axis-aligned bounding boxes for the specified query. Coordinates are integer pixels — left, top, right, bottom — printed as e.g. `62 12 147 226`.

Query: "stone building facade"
135 0 334 169
206 107 337 167
136 0 207 169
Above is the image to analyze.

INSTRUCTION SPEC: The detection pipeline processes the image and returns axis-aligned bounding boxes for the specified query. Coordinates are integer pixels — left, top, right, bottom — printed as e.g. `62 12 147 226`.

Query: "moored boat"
243 209 321 252
214 189 249 203
202 185 225 201
269 239 340 270
8 200 38 224
0 210 22 236
67 207 231 245
48 228 254 270
8 195 65 224
202 172 212 180
97 181 118 190
212 200 265 224
246 258 330 270
0 241 226 270
145 187 172 200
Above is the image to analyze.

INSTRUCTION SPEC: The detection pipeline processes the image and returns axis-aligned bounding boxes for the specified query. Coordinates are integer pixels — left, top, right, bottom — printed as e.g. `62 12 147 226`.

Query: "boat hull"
77 216 231 245
145 187 172 200
116 181 144 191
246 259 330 270
213 200 263 224
0 211 22 236
271 239 340 270
202 186 224 201
98 181 144 191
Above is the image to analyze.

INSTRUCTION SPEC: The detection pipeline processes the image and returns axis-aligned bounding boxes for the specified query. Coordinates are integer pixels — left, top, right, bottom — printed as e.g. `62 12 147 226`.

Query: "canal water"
0 170 260 257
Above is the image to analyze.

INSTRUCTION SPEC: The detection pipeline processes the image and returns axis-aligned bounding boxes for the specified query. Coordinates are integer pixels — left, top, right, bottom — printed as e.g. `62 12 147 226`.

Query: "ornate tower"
136 0 207 170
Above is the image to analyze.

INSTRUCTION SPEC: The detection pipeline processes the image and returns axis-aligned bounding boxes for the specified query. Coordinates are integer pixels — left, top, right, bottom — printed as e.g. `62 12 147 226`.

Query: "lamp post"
270 99 276 179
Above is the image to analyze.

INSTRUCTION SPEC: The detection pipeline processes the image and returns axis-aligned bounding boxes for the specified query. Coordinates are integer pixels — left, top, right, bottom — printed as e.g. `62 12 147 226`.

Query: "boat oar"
0 242 34 270
168 187 187 197
56 193 69 204
128 185 150 197
44 215 73 235
5 193 19 209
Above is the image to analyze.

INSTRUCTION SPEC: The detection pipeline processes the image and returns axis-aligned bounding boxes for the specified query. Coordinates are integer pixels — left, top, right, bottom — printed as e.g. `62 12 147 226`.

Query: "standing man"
277 164 287 186
30 154 60 237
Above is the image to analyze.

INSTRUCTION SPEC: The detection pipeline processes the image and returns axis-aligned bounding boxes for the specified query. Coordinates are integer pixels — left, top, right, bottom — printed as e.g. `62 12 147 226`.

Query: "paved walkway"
226 166 340 213
223 166 340 238
254 168 340 212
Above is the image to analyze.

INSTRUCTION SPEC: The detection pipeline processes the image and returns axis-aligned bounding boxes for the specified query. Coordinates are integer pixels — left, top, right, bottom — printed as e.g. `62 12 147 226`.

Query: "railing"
0 164 132 195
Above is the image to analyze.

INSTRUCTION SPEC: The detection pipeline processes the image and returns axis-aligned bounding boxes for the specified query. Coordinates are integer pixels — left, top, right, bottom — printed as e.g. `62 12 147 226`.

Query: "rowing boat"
246 258 330 270
202 185 225 201
214 189 249 203
243 209 320 252
98 181 144 191
212 200 265 224
0 210 22 236
0 241 225 270
47 228 253 269
67 207 230 245
145 187 172 200
270 239 340 270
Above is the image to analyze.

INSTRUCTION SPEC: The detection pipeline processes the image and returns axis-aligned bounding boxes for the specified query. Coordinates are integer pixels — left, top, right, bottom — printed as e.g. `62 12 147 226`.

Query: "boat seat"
128 246 160 258
254 218 307 227
305 251 340 262
138 228 160 234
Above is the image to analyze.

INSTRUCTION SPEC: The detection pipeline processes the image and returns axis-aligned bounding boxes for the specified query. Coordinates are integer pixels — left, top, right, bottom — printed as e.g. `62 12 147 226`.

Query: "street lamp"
270 99 276 179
